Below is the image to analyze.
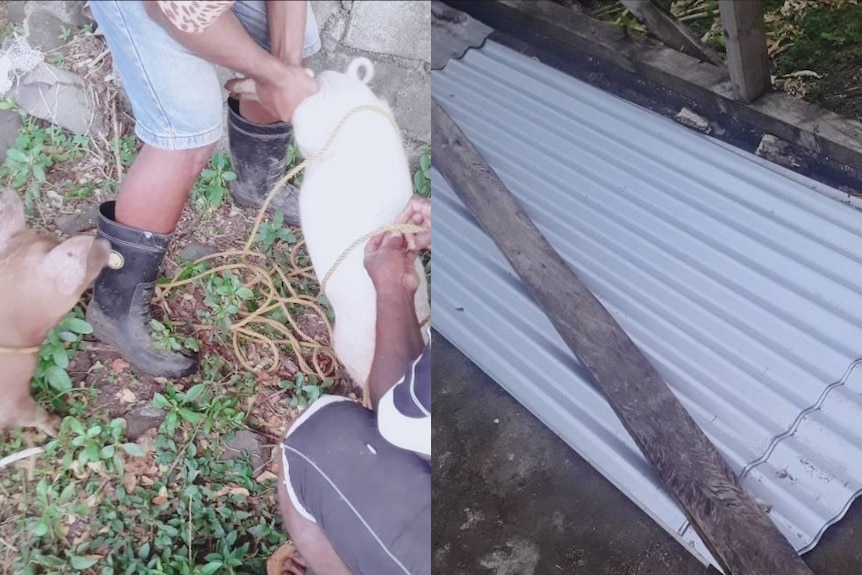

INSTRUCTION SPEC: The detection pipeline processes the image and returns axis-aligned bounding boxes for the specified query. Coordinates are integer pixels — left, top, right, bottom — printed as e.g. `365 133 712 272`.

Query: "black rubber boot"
227 97 300 226
86 202 197 378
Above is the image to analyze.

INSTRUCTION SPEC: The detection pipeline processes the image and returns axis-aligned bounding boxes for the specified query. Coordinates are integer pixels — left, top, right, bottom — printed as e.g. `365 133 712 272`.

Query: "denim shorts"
90 1 321 150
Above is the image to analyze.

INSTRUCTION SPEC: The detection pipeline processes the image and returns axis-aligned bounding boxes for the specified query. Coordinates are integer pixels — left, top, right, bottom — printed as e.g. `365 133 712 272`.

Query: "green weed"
32 308 94 415
413 144 431 197
192 151 237 212
280 373 334 409
285 142 303 187
151 317 200 355
0 22 23 42
0 107 92 213
199 271 257 333
254 210 297 255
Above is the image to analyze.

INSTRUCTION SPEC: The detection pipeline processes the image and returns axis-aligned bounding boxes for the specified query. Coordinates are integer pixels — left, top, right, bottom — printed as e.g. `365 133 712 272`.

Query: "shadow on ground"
432 332 862 575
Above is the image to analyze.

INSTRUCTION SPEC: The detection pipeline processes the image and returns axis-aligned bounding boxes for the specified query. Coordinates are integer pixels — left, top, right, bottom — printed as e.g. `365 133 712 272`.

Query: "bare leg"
276 446 354 575
114 143 217 234
240 99 281 125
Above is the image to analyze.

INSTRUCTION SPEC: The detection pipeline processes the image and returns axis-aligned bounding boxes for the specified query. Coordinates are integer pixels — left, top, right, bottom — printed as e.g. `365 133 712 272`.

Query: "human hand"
396 195 431 252
225 63 318 122
364 231 420 295
266 542 306 575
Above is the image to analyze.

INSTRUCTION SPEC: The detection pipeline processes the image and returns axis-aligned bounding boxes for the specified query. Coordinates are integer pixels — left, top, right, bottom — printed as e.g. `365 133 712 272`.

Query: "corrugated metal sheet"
432 40 862 569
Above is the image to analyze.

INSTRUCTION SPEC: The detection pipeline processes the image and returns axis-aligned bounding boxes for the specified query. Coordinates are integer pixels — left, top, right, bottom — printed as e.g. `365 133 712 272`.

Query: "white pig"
291 57 431 389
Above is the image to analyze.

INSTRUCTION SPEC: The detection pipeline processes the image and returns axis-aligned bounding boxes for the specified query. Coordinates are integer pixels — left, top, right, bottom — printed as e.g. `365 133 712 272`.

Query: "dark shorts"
281 396 431 575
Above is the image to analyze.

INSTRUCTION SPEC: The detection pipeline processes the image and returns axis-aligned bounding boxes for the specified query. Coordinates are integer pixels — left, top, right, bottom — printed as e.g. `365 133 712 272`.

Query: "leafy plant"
193 151 237 212
33 309 93 396
151 317 200 354
48 417 145 477
254 210 297 254
280 372 333 409
117 134 138 166
285 142 303 187
199 271 256 333
152 384 208 436
413 144 431 197
0 112 92 213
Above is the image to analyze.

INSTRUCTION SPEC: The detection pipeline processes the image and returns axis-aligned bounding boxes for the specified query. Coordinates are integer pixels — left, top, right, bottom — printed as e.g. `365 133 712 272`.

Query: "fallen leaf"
255 471 277 483
152 495 168 506
112 358 130 373
122 472 137 494
229 487 250 498
116 388 137 405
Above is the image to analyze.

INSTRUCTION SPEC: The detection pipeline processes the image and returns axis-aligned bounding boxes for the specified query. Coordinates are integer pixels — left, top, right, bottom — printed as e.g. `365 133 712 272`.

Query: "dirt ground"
432 334 862 574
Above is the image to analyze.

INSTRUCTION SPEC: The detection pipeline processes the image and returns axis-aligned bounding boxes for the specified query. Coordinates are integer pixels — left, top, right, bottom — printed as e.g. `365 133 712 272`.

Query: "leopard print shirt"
156 1 237 33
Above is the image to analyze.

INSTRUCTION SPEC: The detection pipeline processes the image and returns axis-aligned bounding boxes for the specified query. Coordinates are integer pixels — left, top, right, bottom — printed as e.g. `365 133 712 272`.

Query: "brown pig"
0 188 110 435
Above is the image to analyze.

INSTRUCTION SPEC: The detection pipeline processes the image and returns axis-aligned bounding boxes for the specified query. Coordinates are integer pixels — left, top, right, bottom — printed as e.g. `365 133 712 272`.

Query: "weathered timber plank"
620 0 720 64
441 0 862 182
718 0 771 103
432 97 815 575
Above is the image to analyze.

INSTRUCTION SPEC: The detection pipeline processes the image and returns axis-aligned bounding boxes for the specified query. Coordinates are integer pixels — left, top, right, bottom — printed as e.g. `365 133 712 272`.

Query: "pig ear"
40 236 95 296
0 187 25 253
346 57 374 85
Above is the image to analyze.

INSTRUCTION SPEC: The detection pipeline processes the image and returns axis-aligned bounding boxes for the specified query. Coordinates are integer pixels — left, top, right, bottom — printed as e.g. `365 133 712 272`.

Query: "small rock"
177 242 219 262
26 1 93 29
221 430 270 471
23 10 69 53
755 134 808 172
6 2 26 27
54 205 99 234
10 61 106 136
0 108 22 164
125 402 167 440
674 107 711 134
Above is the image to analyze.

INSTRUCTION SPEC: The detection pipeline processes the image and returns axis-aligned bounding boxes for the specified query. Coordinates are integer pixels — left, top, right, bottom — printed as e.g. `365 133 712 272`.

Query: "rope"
320 222 426 296
155 104 430 382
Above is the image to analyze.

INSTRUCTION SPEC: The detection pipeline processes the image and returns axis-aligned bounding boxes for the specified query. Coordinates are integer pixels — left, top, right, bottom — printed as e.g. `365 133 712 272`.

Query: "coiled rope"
155 105 428 380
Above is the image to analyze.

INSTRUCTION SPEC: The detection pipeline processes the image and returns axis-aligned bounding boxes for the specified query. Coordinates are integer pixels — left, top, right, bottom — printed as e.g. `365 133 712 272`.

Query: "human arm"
143 1 316 121
363 232 425 410
268 0 308 66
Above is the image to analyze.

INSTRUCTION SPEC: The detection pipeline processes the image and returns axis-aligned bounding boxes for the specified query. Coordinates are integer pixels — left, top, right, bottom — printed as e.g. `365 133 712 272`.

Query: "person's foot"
226 97 301 226
87 202 198 378
267 542 307 575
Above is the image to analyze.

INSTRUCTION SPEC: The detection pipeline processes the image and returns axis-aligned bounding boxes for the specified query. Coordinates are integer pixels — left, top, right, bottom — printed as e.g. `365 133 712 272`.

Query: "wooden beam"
719 0 771 103
620 0 720 64
432 98 814 575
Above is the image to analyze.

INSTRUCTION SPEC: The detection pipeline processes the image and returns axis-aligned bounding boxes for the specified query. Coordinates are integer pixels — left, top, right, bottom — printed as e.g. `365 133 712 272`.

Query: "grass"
0 89 432 572
772 2 862 111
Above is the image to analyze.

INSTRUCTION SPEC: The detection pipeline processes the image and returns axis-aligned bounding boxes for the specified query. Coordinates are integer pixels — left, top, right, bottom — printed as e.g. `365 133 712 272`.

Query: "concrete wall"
218 0 431 166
